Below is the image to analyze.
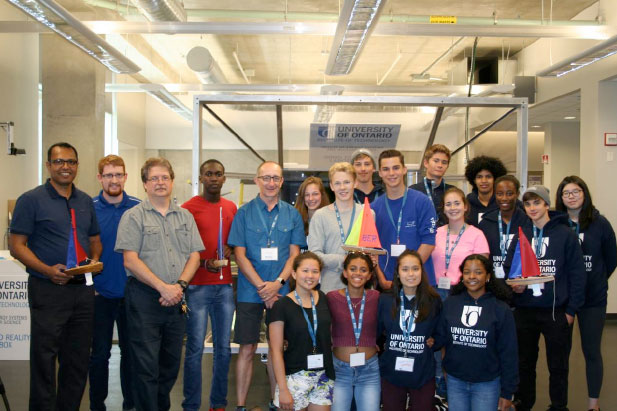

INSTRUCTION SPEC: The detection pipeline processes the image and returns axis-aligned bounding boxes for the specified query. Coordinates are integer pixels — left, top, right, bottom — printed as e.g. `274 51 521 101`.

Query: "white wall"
117 85 147 199
543 122 580 195
0 2 40 248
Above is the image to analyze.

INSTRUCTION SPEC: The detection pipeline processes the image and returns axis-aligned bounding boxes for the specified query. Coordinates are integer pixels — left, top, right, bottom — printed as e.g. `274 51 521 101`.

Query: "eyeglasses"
50 159 78 166
561 189 582 198
257 175 282 183
147 175 171 183
101 173 126 180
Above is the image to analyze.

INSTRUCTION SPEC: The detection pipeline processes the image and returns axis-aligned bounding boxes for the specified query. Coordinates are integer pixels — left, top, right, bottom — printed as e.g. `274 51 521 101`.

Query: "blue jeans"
332 355 381 411
446 374 500 411
89 294 134 411
182 284 235 411
434 287 450 397
125 277 186 411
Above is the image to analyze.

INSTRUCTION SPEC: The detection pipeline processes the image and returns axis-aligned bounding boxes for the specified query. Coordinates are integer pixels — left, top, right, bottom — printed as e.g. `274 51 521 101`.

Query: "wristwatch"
276 277 286 285
176 280 188 292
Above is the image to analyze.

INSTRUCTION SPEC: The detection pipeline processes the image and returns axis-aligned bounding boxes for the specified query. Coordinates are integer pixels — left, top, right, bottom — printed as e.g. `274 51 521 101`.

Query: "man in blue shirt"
89 155 140 411
228 161 306 411
372 149 437 290
9 142 102 410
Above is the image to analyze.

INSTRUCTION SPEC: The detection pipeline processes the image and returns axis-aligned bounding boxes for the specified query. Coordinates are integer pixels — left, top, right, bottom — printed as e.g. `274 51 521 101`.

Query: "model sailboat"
506 227 554 295
341 198 387 255
64 209 103 284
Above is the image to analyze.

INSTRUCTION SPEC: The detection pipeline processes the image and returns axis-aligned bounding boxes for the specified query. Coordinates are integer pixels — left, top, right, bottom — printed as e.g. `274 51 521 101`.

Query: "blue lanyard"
399 290 416 358
334 202 356 244
498 211 512 260
532 226 544 257
385 189 408 244
568 219 580 237
294 291 318 352
345 288 365 349
445 224 466 270
423 177 444 204
257 203 279 247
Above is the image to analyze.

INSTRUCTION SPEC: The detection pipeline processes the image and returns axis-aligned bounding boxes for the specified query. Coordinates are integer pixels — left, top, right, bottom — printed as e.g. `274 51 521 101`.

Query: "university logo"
400 309 417 333
461 305 483 327
503 233 515 250
317 126 329 138
531 237 550 258
578 233 585 246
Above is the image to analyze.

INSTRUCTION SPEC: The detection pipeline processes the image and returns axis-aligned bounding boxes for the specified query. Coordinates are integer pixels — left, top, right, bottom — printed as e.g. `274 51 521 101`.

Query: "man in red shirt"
181 159 238 411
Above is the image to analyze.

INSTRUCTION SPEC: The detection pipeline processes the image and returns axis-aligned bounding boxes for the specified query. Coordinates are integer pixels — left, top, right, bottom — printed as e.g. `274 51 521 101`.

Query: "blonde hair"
328 162 356 181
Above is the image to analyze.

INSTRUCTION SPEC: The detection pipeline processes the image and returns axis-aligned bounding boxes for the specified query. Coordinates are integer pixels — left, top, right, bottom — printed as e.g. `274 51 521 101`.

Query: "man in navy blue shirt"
89 155 140 411
10 142 102 410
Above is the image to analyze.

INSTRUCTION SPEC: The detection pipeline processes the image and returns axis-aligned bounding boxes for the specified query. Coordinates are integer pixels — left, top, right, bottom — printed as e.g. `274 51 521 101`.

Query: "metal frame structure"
192 94 529 196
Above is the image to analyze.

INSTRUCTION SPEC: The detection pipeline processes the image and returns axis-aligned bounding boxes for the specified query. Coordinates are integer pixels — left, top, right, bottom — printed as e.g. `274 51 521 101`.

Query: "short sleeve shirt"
228 195 306 303
10 179 100 279
115 199 204 284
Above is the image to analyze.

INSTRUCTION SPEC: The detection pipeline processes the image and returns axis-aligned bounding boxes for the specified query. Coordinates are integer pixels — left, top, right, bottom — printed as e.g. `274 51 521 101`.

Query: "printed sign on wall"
0 256 30 360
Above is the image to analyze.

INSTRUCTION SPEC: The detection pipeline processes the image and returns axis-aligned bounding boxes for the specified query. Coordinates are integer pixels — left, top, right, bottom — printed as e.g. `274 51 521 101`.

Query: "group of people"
8 141 616 411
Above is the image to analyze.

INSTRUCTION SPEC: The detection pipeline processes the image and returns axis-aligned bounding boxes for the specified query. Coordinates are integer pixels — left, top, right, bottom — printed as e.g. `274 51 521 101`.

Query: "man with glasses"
89 155 140 411
115 157 204 410
9 142 102 410
228 161 306 411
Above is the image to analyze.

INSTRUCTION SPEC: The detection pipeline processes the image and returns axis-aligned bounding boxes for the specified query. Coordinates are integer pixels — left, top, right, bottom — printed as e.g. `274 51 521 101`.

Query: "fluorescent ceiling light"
325 0 386 76
7 0 140 74
107 34 167 82
129 0 186 22
537 34 617 77
313 85 344 123
531 125 541 128
564 116 576 120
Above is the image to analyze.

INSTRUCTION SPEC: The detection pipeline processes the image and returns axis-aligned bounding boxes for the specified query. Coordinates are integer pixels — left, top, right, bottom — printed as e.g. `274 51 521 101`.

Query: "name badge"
391 244 406 257
395 356 415 372
307 354 324 369
494 265 505 279
261 247 278 261
438 276 451 290
349 352 366 367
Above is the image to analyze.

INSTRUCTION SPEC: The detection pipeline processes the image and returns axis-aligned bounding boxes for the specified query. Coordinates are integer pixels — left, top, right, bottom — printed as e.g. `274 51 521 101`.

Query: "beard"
104 185 123 197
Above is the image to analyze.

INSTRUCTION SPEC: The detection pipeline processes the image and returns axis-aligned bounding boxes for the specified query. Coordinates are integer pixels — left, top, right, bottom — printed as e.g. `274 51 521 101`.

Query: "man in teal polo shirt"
228 161 306 411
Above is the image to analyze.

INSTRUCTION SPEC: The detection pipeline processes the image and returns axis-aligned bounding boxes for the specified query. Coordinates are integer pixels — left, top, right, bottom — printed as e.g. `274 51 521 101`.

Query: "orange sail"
342 198 385 255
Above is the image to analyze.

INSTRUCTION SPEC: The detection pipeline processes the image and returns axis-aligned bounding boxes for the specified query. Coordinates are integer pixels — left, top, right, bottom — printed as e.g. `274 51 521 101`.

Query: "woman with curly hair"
295 176 330 236
555 176 617 411
434 254 517 411
464 155 507 226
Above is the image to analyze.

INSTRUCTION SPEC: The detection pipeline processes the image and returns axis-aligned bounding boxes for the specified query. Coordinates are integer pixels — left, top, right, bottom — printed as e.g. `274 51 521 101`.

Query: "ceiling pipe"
232 51 250 84
83 0 600 26
186 46 227 84
129 0 186 22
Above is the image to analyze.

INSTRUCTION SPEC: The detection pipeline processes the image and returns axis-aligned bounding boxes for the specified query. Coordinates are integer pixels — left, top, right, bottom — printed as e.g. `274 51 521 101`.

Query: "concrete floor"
1 319 616 410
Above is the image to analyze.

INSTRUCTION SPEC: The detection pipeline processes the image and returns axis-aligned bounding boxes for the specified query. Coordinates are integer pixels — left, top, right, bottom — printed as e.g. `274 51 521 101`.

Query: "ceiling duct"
6 0 140 74
186 46 227 84
325 0 386 76
536 34 617 77
313 85 344 123
129 0 186 22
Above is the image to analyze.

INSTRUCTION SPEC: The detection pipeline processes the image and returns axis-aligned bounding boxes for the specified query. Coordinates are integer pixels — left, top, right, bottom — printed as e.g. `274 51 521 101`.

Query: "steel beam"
420 107 444 173
276 105 284 167
191 95 203 196
516 103 529 192
451 107 518 156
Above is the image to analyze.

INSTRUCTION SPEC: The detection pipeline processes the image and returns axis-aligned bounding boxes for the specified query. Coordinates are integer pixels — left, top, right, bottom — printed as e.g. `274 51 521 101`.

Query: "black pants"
514 306 573 411
578 305 606 399
125 277 186 411
28 275 94 411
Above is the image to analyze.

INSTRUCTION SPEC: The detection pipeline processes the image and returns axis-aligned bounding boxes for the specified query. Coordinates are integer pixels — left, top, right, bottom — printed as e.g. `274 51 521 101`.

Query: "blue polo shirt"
10 179 100 280
92 191 140 298
372 188 437 284
228 195 306 303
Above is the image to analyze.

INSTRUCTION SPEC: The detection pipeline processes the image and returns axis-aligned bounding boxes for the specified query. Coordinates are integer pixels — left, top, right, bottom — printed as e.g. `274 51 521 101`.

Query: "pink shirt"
432 224 489 285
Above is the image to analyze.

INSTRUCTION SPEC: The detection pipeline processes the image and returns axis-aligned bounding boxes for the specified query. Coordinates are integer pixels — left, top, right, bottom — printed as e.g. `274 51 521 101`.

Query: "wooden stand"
341 245 387 255
212 259 228 268
506 276 555 286
64 261 103 276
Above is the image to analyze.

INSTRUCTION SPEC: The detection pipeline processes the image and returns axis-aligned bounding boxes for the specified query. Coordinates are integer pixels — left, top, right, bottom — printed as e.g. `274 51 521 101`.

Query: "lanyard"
385 189 408 244
345 289 365 350
334 202 356 244
532 226 544 257
498 211 512 260
257 203 279 247
399 290 416 358
423 177 444 203
295 291 318 352
445 224 466 270
568 219 580 237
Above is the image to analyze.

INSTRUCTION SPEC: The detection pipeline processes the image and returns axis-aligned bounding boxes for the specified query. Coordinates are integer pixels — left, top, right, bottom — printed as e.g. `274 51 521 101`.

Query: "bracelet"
176 280 188 292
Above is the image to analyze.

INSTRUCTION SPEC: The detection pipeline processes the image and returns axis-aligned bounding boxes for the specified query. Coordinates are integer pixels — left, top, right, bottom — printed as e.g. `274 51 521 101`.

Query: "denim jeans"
125 277 186 411
434 286 450 397
332 355 381 411
182 284 235 411
89 294 134 411
446 374 500 411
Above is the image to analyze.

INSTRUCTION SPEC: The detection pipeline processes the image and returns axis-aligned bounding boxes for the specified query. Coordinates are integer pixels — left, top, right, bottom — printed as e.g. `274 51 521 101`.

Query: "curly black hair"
450 254 512 302
464 156 507 190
